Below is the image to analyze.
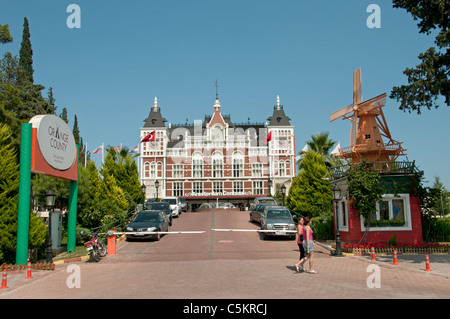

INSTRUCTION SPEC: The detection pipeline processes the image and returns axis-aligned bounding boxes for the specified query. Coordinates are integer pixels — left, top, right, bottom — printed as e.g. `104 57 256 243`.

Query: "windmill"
330 68 406 163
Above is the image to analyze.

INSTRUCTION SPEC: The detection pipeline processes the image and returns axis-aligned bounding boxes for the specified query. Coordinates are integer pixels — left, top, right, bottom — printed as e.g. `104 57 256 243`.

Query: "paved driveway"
1 210 450 300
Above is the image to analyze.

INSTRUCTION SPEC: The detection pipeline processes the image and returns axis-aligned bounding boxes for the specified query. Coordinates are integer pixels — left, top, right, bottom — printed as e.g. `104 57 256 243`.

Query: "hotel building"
140 95 296 209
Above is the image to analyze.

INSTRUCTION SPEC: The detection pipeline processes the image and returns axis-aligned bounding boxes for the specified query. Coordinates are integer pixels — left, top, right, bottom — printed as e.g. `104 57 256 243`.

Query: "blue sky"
1 0 449 189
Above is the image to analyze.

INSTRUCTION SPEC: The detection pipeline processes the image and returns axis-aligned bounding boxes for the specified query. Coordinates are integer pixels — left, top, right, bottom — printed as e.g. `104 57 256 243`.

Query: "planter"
342 244 450 255
390 222 405 227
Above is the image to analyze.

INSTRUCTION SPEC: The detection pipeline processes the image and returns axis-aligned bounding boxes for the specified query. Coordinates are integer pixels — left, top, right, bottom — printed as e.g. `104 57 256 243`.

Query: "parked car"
179 197 187 212
146 202 173 226
249 197 277 211
143 198 157 210
160 197 182 217
249 203 278 224
197 202 236 210
260 206 296 240
126 210 170 241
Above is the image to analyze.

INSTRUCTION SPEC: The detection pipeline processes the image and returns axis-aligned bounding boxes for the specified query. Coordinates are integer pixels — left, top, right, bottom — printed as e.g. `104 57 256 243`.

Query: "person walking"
298 216 317 274
294 217 305 272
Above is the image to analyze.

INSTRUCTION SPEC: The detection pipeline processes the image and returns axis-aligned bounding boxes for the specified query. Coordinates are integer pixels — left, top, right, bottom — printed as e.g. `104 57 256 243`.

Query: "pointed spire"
153 97 158 111
214 97 221 111
276 95 281 110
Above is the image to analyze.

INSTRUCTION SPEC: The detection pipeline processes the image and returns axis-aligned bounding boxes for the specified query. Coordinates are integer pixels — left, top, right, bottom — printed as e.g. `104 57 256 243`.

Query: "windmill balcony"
328 161 420 180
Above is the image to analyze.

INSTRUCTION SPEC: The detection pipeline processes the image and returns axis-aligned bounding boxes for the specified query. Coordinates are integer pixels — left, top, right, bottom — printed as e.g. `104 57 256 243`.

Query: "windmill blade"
353 68 362 105
330 103 354 122
357 93 386 113
349 113 357 146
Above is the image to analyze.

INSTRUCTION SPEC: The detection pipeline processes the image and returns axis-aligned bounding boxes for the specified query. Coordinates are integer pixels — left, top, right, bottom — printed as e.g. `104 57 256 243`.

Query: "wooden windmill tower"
330 68 406 163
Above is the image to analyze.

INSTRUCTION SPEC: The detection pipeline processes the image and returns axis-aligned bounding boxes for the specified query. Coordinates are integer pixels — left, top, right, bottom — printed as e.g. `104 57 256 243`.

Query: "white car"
160 197 182 217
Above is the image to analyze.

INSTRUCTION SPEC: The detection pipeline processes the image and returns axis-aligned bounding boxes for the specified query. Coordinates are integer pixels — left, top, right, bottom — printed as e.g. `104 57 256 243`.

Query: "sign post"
16 123 32 265
16 115 79 264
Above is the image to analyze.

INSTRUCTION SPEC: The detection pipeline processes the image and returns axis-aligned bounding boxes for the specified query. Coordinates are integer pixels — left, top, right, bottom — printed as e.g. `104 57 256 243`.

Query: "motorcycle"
83 232 107 262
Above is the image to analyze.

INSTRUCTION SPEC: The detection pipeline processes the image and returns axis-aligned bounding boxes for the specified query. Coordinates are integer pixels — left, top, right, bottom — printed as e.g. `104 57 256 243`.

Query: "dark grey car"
146 202 173 226
249 204 277 224
126 210 170 241
260 206 296 240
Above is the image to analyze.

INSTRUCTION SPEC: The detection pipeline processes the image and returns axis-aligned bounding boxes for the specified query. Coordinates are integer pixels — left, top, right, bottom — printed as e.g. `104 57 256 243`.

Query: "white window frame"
252 163 263 177
173 182 183 197
173 164 183 179
212 153 223 178
233 181 244 194
252 181 263 195
213 181 223 195
193 181 203 194
192 153 203 178
361 194 412 231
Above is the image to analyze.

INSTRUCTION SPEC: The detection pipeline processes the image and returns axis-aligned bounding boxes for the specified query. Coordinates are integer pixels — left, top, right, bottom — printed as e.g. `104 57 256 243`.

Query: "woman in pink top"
294 217 305 272
298 216 317 274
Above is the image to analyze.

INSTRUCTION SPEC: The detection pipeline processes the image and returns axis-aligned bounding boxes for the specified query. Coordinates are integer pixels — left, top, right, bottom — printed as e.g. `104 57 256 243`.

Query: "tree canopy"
390 0 449 113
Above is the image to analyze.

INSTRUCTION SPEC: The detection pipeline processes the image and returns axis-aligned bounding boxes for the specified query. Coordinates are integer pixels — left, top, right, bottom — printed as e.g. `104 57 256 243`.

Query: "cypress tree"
72 114 80 146
18 17 33 84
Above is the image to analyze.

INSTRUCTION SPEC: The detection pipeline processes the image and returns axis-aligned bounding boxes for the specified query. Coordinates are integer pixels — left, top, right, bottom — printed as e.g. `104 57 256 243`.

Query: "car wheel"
249 214 253 222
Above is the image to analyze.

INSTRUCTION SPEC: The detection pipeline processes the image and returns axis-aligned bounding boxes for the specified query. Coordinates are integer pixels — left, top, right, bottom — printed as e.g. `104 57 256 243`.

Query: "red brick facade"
140 96 296 209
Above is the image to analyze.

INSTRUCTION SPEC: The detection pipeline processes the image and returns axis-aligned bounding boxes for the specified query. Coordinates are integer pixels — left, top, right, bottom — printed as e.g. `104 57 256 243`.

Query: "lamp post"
332 184 343 257
141 183 146 209
281 184 286 206
155 180 160 200
45 190 56 263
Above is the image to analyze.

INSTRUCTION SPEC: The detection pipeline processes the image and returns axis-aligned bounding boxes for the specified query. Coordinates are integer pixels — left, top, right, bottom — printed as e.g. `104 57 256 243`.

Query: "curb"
54 255 90 265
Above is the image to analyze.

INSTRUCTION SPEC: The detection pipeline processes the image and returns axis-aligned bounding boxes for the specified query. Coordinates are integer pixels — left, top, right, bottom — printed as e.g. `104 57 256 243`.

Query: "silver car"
260 206 296 240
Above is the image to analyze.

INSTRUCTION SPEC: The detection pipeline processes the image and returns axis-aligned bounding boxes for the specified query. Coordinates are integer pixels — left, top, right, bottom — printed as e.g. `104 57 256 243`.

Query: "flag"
92 145 103 154
141 131 156 143
302 144 308 152
129 145 139 154
79 144 85 156
112 146 121 152
264 131 272 144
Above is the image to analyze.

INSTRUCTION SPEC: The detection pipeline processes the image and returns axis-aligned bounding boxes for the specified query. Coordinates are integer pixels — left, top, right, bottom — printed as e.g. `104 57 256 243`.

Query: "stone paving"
1 211 449 300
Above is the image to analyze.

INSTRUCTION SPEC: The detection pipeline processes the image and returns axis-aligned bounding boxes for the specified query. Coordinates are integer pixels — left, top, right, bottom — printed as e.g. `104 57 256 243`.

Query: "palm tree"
297 132 342 170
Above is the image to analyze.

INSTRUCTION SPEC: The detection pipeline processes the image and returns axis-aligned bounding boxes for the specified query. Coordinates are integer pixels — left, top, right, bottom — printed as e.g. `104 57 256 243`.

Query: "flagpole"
85 142 87 168
267 130 271 195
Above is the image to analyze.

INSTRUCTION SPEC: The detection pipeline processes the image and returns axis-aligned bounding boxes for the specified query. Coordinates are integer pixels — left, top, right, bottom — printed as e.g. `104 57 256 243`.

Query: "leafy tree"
390 0 449 113
46 87 56 114
287 151 332 217
347 161 384 226
430 176 449 217
0 124 19 263
28 212 47 253
0 24 13 44
60 107 68 124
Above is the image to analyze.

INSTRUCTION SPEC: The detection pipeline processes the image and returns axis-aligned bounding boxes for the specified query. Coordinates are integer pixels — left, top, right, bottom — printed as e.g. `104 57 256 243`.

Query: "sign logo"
29 115 77 171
